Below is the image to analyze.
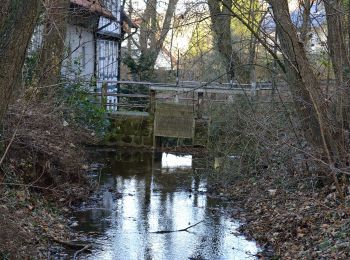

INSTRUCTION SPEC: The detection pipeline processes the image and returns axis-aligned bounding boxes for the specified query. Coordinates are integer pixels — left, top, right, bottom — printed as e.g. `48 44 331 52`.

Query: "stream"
68 150 258 259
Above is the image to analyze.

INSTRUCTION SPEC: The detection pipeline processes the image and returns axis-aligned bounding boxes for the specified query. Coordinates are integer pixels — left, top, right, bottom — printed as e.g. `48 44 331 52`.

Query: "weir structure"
89 80 279 148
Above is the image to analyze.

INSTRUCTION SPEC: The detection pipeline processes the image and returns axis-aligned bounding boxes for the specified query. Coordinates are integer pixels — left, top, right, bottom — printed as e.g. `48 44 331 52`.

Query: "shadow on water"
72 150 258 260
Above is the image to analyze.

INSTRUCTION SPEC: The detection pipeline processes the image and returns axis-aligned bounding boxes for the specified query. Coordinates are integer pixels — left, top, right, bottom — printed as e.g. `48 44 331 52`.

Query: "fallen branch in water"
150 220 204 234
52 238 91 249
73 244 92 259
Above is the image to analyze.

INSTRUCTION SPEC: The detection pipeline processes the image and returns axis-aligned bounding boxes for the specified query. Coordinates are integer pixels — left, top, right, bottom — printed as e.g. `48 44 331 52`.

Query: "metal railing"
88 80 277 113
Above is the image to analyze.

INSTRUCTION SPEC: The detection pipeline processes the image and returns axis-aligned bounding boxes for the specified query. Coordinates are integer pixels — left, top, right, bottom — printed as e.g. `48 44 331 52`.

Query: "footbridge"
89 80 276 147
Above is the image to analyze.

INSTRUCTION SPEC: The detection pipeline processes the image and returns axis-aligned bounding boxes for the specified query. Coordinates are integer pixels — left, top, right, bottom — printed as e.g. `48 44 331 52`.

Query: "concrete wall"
104 115 210 148
103 109 211 148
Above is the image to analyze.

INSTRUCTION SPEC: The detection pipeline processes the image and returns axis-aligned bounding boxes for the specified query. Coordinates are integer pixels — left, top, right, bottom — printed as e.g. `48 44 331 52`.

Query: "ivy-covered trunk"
36 0 69 92
0 0 41 123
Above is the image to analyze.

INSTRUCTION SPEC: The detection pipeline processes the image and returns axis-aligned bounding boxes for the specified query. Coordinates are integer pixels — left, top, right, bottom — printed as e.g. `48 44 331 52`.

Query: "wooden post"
101 82 107 109
149 89 156 114
150 89 156 149
197 92 204 119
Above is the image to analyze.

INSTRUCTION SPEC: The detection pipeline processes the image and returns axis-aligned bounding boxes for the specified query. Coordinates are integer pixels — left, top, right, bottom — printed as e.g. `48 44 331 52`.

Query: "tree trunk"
268 0 346 162
208 0 249 82
324 0 349 83
0 0 41 123
36 0 70 90
139 0 178 80
269 0 347 199
324 1 350 128
300 0 312 44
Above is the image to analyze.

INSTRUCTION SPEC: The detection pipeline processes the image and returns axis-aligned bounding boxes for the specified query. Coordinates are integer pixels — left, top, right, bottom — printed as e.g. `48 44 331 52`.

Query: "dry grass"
0 95 99 258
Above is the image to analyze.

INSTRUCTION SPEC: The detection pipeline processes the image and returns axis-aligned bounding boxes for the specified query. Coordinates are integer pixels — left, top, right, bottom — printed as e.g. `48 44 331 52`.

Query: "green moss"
105 115 154 147
143 136 154 146
122 135 133 144
133 136 143 146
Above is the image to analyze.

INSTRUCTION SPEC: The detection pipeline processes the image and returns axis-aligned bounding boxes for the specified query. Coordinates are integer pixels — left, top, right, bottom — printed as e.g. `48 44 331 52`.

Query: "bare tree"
207 0 249 82
126 0 179 80
299 0 314 44
268 0 347 197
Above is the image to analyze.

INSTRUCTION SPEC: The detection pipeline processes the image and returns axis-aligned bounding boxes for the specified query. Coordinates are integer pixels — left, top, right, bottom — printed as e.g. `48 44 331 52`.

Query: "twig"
150 220 204 234
53 237 92 248
0 127 18 166
73 244 92 259
53 238 93 259
0 182 64 193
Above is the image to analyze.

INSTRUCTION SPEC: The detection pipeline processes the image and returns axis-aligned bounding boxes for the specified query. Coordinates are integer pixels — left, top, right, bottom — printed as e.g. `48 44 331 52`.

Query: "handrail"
87 80 282 113
88 92 149 98
94 80 276 89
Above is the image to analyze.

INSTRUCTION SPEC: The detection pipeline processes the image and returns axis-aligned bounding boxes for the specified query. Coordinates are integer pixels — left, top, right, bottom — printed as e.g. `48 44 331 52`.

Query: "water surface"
73 151 258 259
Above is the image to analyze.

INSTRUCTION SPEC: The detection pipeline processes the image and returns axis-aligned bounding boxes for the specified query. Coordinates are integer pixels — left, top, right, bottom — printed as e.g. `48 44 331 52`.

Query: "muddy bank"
224 172 350 259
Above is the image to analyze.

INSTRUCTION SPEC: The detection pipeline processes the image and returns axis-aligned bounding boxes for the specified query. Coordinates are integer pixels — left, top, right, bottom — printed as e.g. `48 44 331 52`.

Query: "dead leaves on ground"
228 176 350 259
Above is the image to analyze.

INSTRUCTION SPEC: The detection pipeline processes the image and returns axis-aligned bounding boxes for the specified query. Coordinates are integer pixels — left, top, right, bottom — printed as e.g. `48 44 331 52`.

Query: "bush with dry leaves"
0 93 98 198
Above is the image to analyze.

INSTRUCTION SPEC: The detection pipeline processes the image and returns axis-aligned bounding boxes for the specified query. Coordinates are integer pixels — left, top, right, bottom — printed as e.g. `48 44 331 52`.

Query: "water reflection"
73 151 258 259
161 153 192 172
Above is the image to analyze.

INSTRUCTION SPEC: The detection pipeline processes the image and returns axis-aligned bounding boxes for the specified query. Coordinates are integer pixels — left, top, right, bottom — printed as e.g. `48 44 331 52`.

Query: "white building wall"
99 0 122 36
62 25 95 81
97 39 119 111
97 0 122 111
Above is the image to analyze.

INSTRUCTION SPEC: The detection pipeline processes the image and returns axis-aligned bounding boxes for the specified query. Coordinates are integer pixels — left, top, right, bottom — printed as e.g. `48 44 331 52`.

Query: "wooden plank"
115 94 149 98
109 111 150 117
93 80 274 90
89 102 147 108
149 86 254 94
154 102 194 139
113 104 147 108
156 97 196 101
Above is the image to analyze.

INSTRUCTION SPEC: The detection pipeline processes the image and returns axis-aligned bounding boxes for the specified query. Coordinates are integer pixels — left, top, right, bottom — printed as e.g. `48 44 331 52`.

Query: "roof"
70 0 116 20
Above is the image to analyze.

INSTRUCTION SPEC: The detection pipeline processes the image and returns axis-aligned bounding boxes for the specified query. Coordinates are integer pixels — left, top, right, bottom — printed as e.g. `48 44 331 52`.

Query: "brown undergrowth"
225 171 350 259
206 99 350 258
0 97 97 258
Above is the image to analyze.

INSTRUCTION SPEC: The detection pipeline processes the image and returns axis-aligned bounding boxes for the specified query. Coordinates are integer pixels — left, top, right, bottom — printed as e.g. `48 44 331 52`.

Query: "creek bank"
218 172 350 259
0 184 93 259
0 98 103 258
0 162 99 258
